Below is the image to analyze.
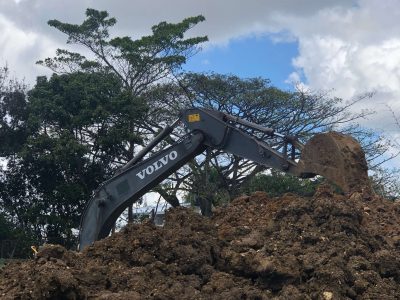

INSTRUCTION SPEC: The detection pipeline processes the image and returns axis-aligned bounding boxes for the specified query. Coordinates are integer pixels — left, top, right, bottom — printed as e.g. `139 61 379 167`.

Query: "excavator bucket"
295 132 369 193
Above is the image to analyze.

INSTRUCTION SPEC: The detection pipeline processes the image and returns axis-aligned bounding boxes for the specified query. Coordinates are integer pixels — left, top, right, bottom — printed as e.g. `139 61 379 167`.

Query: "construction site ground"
1 186 400 299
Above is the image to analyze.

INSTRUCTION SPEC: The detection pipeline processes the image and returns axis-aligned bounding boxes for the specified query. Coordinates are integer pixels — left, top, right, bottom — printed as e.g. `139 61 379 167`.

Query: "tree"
0 67 39 257
1 71 132 246
0 211 37 259
41 8 367 211
240 171 321 198
366 104 400 198
0 66 28 157
140 73 390 205
37 8 208 210
0 10 208 246
38 8 207 96
0 70 148 246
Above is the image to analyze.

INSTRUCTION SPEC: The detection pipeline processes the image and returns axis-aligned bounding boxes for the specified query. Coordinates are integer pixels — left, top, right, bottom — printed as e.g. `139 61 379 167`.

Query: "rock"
323 291 333 300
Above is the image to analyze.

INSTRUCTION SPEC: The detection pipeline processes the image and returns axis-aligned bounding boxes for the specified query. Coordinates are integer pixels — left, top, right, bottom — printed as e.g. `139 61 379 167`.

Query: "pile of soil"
1 186 400 299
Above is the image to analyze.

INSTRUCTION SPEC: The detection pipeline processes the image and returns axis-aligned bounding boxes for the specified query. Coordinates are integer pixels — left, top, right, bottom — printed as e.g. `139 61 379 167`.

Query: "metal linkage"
120 119 180 172
222 111 303 160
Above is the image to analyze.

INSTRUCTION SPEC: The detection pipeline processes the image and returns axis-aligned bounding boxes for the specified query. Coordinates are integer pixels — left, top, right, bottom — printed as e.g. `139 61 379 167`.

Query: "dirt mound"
1 187 400 299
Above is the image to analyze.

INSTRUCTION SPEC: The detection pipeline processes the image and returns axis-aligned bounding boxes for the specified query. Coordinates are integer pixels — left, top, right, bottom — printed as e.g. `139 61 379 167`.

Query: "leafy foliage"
1 70 147 247
0 212 37 258
240 171 321 197
38 9 207 95
0 10 208 247
37 9 208 209
142 73 386 204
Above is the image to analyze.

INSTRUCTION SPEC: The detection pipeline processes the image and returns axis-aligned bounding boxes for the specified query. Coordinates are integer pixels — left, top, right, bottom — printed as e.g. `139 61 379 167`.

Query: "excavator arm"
79 131 206 250
79 107 369 250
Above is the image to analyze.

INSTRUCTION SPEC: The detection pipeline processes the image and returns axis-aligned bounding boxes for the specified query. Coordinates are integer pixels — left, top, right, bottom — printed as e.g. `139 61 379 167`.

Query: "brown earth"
296 132 370 193
1 186 400 299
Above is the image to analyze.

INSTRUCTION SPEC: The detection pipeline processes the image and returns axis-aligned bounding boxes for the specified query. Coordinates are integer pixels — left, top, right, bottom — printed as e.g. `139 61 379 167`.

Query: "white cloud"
274 0 400 168
0 0 355 85
276 1 400 136
0 0 399 147
0 13 57 83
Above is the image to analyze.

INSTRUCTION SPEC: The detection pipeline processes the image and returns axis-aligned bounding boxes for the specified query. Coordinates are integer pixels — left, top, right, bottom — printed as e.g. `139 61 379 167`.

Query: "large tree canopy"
138 72 395 204
1 71 144 247
38 8 207 95
37 8 208 210
1 9 209 247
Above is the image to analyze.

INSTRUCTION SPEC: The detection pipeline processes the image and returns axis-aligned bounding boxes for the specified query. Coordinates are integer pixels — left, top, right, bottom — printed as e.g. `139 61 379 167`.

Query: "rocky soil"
1 185 400 299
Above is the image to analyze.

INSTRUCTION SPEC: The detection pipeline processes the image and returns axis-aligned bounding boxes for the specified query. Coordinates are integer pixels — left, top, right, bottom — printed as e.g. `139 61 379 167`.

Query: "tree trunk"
128 204 133 222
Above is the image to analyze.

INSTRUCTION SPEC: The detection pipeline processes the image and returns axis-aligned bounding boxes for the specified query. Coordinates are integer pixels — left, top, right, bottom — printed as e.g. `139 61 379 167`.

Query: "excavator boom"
79 132 206 250
79 107 369 250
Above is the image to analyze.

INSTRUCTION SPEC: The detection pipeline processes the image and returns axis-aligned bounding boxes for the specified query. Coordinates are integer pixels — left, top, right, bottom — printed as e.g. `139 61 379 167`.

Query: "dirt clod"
1 191 400 299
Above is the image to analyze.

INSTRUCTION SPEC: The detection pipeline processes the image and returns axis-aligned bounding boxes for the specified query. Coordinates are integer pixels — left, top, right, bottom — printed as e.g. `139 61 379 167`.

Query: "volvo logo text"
136 151 178 180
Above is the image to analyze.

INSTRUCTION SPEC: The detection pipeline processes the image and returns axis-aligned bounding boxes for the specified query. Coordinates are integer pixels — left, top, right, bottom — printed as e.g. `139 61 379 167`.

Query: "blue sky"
0 0 399 169
184 36 299 90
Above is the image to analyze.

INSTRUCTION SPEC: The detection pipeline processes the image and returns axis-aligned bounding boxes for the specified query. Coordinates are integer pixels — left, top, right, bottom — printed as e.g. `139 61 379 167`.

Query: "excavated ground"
1 186 400 299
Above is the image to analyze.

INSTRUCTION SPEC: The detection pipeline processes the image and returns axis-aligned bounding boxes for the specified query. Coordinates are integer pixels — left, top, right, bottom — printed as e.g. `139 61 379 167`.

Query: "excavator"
79 107 369 250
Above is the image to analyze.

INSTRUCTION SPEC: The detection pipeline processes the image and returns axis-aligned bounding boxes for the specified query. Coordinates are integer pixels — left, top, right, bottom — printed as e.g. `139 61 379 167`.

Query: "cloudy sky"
1 0 399 166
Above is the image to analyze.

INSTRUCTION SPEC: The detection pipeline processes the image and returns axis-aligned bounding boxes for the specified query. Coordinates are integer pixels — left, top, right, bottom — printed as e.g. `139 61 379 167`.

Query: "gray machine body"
79 107 300 250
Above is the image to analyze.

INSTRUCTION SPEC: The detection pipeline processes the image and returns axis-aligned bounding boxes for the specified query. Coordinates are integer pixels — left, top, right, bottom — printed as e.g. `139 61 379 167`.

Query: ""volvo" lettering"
136 150 178 180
